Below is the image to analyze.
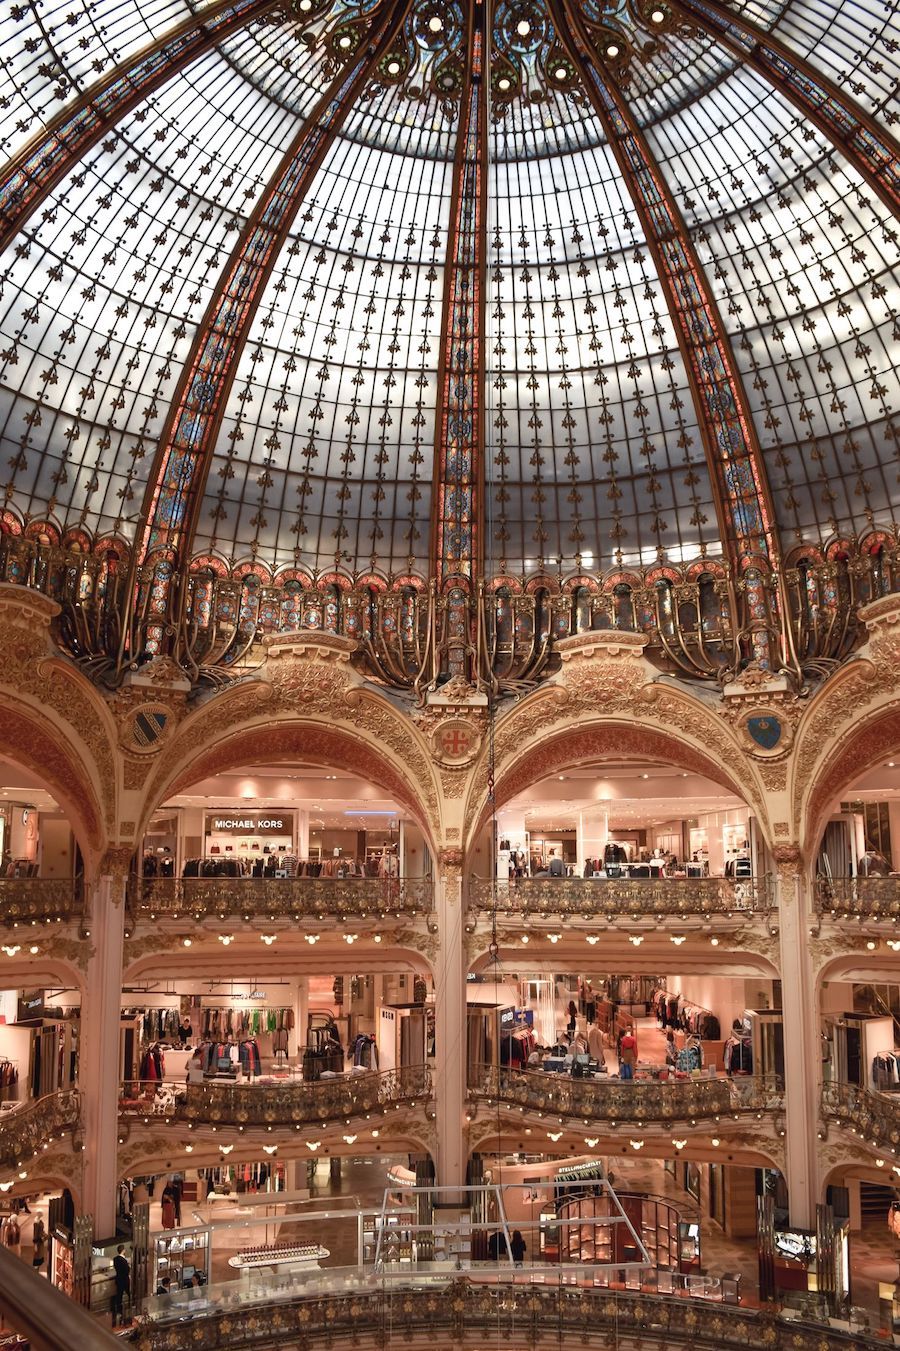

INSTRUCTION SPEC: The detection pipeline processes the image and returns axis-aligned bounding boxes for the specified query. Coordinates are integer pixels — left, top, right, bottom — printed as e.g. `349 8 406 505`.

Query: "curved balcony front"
120 1065 786 1134
468 876 774 925
129 877 434 926
470 1065 783 1126
120 1066 432 1129
122 1277 883 1351
0 1089 81 1170
0 878 84 929
821 1080 900 1155
815 876 900 924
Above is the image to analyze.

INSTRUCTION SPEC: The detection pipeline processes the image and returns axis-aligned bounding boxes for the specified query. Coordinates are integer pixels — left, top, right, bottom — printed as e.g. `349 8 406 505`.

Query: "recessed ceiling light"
498 76 511 90
338 34 351 47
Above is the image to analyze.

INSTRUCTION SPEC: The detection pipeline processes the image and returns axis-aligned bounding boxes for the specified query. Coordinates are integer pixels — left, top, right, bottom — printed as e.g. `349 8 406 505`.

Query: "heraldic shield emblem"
746 714 782 752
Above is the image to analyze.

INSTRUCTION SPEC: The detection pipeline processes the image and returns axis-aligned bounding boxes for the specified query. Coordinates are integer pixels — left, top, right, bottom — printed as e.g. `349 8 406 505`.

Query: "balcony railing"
471 1065 784 1124
0 1090 80 1170
821 1080 900 1151
120 1065 432 1128
4 531 896 694
130 876 433 923
0 878 84 926
468 875 774 921
126 1278 883 1351
814 876 900 921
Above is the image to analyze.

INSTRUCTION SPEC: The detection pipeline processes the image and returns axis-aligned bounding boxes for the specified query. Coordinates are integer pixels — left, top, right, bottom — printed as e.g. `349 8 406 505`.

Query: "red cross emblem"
439 723 473 760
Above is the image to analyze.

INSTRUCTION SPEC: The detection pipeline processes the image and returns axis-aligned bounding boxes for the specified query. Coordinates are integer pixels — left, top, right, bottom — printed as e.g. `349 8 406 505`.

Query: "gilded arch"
465 683 771 851
0 700 106 866
136 679 443 852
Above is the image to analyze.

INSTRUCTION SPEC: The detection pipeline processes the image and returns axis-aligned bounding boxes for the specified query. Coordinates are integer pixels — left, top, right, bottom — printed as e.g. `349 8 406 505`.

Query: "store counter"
227 1242 329 1274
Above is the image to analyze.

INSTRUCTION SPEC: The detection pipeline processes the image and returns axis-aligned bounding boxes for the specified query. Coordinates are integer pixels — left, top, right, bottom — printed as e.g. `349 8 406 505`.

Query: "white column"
434 854 466 1196
80 868 126 1236
577 808 608 873
295 976 308 1054
777 854 819 1228
296 809 309 861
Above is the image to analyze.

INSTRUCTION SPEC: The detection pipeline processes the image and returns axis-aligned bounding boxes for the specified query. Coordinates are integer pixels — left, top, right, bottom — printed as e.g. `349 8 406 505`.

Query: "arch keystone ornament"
739 709 794 758
432 719 481 766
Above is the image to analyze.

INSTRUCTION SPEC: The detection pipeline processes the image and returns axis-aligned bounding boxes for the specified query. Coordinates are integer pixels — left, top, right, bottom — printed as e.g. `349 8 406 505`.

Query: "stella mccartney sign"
205 812 294 836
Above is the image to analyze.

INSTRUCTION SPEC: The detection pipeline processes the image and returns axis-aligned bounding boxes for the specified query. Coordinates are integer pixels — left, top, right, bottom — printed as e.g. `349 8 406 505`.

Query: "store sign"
205 812 294 835
16 990 44 1022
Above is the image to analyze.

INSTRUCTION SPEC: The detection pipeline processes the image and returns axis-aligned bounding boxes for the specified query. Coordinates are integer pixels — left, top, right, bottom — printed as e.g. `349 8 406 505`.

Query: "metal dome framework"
0 0 897 691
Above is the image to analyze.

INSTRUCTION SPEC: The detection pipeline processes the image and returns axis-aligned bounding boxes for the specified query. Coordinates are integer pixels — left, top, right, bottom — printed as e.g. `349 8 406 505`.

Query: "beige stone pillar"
80 854 127 1236
433 849 466 1196
775 849 819 1228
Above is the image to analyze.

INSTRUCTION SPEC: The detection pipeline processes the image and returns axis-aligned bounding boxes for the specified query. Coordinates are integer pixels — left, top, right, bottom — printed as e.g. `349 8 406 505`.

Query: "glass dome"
0 0 897 586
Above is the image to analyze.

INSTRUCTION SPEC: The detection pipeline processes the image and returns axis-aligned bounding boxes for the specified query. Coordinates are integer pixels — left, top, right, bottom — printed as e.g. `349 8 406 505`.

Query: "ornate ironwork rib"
136 0 414 583
671 0 900 219
0 0 278 254
551 0 789 674
430 12 488 588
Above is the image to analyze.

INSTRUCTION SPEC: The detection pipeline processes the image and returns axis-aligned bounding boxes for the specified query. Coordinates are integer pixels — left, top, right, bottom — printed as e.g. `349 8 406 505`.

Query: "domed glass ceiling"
0 0 897 585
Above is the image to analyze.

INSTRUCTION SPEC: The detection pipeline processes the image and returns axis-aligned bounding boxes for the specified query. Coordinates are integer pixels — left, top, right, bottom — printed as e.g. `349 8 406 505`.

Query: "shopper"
566 1001 577 1037
156 1276 171 1297
160 1186 177 1230
665 1031 677 1069
30 1216 46 1270
548 851 565 878
509 1230 527 1267
111 1244 130 1327
171 1177 183 1225
619 1027 637 1081
3 1215 20 1257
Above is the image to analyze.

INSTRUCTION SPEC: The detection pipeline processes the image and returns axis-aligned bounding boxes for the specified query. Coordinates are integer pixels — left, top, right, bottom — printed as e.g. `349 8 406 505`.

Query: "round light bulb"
516 19 530 34
387 60 401 74
606 44 620 57
428 15 443 31
651 7 665 19
338 34 351 48
498 77 511 90
555 65 567 79
299 0 311 9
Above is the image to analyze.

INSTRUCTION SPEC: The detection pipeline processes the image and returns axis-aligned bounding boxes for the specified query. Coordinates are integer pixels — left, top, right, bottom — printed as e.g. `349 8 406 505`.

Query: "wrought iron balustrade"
471 1065 783 1124
814 876 900 921
120 1066 432 1128
2 531 894 693
468 874 774 921
130 876 433 923
128 1276 884 1350
0 1089 80 1170
0 878 84 926
821 1080 900 1152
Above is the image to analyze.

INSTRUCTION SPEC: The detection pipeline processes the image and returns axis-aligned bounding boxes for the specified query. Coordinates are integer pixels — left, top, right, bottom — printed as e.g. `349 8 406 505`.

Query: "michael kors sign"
205 812 294 836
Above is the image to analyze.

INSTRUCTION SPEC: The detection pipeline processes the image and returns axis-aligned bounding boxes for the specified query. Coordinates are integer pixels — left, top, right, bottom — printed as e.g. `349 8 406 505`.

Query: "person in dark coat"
111 1245 130 1326
510 1230 527 1266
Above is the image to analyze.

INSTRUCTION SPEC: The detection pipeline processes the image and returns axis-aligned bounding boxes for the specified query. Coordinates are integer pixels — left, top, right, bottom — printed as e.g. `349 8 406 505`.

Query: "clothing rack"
0 1059 18 1100
872 1050 900 1090
651 988 720 1040
199 1006 294 1040
181 855 383 878
196 1039 262 1078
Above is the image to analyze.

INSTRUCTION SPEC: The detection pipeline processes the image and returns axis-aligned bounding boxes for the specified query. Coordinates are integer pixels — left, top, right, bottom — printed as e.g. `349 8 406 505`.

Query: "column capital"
437 846 464 872
772 844 804 875
98 845 134 898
